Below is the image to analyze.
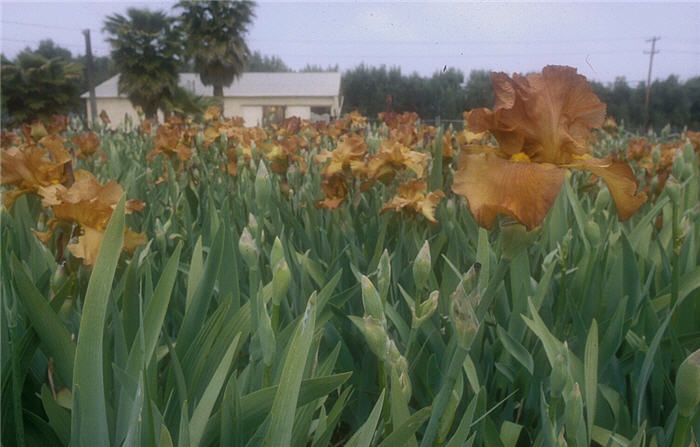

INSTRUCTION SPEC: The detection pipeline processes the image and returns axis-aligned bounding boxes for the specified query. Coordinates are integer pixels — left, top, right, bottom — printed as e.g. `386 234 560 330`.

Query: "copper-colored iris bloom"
452 65 647 230
315 174 349 210
1 138 72 207
366 138 428 184
380 180 445 224
203 105 222 121
38 170 146 266
72 132 100 159
147 125 192 162
314 133 368 178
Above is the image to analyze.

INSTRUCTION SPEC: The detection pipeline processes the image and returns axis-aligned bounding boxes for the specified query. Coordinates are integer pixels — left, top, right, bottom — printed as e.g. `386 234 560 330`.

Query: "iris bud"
413 241 431 291
676 348 700 417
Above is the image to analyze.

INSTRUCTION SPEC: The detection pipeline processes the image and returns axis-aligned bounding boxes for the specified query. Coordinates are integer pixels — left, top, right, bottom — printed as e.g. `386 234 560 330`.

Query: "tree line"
2 1 698 130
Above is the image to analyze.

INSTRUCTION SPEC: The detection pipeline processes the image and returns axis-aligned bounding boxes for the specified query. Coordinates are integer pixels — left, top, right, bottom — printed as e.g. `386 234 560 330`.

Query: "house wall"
86 98 163 129
87 94 340 128
286 106 311 120
242 106 263 127
223 96 338 126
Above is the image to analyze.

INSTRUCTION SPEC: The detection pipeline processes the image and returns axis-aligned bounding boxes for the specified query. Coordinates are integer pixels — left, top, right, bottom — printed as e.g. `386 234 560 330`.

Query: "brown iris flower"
38 170 146 266
380 180 445 224
366 138 428 184
314 133 368 178
452 65 647 230
147 124 192 162
72 132 101 159
1 137 72 208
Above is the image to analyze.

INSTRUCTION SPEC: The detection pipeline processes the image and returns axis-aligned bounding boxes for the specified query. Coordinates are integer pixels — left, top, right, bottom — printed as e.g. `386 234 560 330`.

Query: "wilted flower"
452 65 646 230
315 174 349 210
379 180 445 224
99 110 111 125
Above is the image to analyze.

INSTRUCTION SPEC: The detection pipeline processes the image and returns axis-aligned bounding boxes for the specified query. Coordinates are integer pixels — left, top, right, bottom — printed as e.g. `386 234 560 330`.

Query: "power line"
258 49 645 59
248 36 650 46
0 37 110 52
0 20 95 32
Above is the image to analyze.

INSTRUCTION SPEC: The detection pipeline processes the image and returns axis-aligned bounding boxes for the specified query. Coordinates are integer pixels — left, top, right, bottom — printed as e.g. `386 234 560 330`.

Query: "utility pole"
643 36 660 131
83 29 97 124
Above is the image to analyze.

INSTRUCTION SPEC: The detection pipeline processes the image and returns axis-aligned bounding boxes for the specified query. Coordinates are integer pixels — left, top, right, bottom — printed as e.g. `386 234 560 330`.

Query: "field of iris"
2 66 699 446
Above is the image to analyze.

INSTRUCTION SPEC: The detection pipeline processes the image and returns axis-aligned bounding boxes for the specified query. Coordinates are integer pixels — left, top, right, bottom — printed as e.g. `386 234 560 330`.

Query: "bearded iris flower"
39 170 146 266
379 180 445 224
452 65 647 230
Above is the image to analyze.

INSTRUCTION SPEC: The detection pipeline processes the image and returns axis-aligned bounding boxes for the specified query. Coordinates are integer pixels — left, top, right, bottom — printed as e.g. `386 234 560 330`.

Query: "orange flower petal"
566 157 647 221
69 226 104 266
467 66 606 164
452 152 565 230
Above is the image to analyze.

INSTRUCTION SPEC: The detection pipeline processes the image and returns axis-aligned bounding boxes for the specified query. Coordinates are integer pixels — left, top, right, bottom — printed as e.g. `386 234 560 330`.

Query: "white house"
82 72 342 128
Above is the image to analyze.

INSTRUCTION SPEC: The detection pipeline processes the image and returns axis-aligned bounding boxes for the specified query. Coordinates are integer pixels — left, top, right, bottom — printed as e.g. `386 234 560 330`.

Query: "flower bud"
375 249 391 301
672 156 684 180
551 344 569 398
445 197 456 220
676 348 700 417
652 145 661 165
361 275 385 323
272 259 291 306
666 177 681 205
247 213 259 235
255 161 271 211
238 227 258 268
584 220 600 246
258 301 276 367
450 267 481 349
682 161 694 180
564 383 584 443
270 236 284 269
413 241 431 291
350 315 388 362
413 290 439 328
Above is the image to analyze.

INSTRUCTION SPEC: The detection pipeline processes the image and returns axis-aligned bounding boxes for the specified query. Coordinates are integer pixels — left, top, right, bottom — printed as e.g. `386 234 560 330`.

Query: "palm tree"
104 8 183 120
177 0 256 98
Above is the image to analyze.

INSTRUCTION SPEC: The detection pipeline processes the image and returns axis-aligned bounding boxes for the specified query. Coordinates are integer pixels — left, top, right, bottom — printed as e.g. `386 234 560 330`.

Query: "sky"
1 1 699 84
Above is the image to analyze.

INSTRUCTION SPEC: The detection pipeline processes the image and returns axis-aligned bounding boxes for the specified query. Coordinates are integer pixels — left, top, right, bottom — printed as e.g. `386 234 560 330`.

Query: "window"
262 106 286 126
310 106 331 122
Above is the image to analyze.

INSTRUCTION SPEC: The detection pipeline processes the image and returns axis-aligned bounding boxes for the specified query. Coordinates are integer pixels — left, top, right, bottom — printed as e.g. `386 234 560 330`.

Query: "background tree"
1 51 82 126
245 51 290 72
104 8 183 119
300 63 339 72
463 70 494 111
177 0 255 98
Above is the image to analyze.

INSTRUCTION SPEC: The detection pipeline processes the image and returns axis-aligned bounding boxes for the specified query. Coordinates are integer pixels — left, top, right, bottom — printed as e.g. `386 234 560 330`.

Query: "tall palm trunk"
213 85 223 97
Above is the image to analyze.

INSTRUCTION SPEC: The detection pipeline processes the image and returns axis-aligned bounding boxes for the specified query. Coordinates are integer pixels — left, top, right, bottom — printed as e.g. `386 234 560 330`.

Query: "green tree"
300 63 339 72
104 8 183 119
1 51 82 126
245 51 290 72
177 0 256 98
463 70 493 111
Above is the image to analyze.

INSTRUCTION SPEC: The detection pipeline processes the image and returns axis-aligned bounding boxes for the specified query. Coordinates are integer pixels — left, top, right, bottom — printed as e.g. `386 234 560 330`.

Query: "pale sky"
1 1 699 84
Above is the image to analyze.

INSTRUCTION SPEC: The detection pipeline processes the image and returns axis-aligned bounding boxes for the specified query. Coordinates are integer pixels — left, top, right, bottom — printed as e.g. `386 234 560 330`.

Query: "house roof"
82 72 341 99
